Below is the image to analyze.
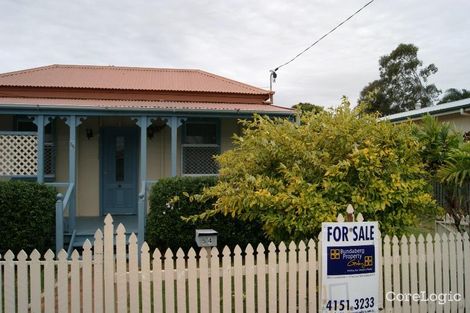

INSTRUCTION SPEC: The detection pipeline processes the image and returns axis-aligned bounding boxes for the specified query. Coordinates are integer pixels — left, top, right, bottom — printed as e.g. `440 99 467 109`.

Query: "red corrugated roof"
0 97 293 114
0 64 271 95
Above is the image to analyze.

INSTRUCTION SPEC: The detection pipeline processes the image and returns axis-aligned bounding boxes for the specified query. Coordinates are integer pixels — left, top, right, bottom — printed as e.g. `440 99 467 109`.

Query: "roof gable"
0 64 270 95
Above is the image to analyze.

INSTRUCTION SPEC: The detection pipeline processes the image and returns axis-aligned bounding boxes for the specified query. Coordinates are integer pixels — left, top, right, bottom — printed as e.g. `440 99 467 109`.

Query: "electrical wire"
272 0 376 73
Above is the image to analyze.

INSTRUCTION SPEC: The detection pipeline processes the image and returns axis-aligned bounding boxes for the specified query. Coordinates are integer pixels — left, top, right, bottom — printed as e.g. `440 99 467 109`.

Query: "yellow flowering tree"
190 99 436 241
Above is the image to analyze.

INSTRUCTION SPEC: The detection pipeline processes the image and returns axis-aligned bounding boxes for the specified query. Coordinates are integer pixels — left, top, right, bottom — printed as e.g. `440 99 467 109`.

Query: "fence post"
55 193 64 254
138 192 145 251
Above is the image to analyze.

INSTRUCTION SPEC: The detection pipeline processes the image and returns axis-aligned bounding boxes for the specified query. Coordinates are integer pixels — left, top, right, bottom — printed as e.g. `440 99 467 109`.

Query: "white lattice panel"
0 134 38 176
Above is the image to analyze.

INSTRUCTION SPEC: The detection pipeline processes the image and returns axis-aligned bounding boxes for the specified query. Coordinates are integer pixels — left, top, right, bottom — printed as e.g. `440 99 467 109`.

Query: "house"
0 64 294 253
382 97 470 138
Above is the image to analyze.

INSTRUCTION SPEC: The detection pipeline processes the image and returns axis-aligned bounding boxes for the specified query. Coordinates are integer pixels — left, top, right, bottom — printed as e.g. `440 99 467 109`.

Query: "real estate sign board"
321 221 379 312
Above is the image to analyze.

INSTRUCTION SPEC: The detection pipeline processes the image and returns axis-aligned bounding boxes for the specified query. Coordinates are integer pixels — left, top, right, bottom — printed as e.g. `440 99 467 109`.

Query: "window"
182 120 220 175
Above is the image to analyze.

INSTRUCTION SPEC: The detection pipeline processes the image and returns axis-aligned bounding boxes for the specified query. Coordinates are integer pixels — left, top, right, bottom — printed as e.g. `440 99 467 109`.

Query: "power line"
270 0 376 80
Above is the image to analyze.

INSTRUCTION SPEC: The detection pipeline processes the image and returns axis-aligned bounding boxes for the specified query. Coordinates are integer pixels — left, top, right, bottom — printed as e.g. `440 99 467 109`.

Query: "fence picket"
245 244 255 313
222 246 232 313
57 250 69 313
103 214 115 313
455 233 464 312
44 250 55 313
29 250 41 313
268 242 277 313
177 249 187 313
278 242 287 313
153 249 164 313
17 250 28 313
164 249 176 313
434 233 443 313
463 233 470 311
115 224 128 313
4 250 15 313
417 235 427 313
210 247 221 313
383 235 392 313
307 239 316 313
288 241 297 313
71 250 81 313
426 234 435 313
448 233 457 313
234 245 244 313
409 235 419 313
391 236 401 313
141 243 151 313
298 241 307 313
441 233 450 313
199 248 209 313
93 229 104 313
82 240 93 313
377 229 383 310
400 236 410 313
256 244 266 313
129 234 139 313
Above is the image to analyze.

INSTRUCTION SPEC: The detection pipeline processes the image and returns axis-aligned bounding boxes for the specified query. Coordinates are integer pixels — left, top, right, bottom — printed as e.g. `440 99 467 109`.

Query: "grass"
404 212 436 237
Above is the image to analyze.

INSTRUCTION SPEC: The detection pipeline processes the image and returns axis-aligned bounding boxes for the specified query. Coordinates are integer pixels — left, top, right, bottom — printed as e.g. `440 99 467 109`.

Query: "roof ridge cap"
52 64 201 72
0 65 59 78
195 70 269 94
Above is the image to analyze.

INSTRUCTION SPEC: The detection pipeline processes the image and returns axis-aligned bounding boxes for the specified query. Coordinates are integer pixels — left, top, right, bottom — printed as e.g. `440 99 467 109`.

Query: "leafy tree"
359 43 440 116
437 143 470 231
411 115 461 176
438 88 470 104
292 102 324 115
188 99 436 241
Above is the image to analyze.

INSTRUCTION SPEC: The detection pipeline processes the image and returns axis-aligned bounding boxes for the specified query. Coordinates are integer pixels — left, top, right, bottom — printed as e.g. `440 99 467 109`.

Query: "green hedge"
146 177 268 252
0 181 56 254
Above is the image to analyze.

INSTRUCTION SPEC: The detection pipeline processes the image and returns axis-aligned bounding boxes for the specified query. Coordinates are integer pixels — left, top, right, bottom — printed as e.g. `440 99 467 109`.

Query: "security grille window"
182 121 219 175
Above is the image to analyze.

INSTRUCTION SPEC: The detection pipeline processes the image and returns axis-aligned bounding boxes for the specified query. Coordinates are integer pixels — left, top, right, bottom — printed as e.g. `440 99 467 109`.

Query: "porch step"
65 231 138 249
64 215 139 250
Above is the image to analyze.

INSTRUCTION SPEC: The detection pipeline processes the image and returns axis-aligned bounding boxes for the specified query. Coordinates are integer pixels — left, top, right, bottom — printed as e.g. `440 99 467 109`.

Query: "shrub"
188 100 437 241
0 181 56 254
146 177 268 252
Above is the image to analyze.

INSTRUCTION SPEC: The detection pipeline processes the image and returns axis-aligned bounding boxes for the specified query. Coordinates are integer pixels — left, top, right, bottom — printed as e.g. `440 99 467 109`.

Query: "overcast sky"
0 0 469 108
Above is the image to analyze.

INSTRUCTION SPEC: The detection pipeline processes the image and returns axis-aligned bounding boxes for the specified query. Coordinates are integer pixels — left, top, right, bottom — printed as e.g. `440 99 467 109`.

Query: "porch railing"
52 182 75 255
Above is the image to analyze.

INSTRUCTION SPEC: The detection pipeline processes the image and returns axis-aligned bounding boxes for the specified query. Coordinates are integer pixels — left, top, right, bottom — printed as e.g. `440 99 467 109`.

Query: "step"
65 232 138 248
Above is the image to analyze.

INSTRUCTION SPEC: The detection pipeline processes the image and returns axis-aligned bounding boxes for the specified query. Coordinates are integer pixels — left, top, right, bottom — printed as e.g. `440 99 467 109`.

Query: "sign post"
321 211 379 312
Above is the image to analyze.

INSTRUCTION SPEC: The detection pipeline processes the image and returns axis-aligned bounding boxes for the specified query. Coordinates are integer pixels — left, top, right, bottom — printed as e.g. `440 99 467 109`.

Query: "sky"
0 0 469 108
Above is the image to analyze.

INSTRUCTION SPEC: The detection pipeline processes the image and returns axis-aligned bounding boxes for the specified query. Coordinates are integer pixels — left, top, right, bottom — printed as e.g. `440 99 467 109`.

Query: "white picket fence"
436 214 470 234
0 214 470 313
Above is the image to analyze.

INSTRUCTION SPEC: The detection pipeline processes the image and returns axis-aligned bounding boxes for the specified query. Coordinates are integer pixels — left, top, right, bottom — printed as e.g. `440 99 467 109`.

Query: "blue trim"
66 116 77 232
33 115 45 183
0 107 294 118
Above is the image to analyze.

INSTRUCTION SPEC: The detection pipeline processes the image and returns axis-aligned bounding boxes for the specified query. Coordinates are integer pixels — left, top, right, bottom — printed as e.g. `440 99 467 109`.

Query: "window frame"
181 118 221 176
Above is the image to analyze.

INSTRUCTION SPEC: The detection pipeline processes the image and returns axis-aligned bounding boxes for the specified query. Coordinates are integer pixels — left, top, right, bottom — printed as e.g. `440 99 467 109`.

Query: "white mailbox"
195 229 218 247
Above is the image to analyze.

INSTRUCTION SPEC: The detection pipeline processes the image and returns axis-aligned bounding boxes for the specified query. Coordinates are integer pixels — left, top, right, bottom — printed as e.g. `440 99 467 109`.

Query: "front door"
101 127 138 215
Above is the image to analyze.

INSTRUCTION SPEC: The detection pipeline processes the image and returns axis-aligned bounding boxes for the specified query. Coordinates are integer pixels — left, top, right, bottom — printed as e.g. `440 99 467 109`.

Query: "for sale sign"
321 222 379 313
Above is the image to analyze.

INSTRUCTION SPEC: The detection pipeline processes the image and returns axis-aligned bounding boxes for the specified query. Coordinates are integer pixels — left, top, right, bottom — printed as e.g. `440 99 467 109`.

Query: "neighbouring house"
0 64 293 253
382 97 470 138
